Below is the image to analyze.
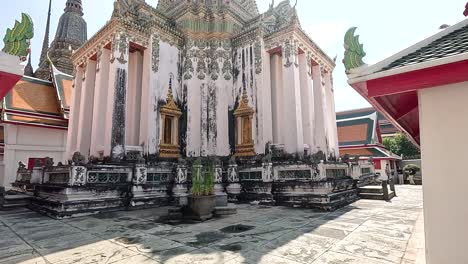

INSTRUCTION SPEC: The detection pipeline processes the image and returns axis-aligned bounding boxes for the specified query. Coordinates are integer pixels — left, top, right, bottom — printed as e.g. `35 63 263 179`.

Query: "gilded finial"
167 73 174 102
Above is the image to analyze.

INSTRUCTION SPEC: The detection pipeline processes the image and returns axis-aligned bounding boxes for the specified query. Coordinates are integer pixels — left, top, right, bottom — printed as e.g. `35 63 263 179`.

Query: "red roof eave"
349 59 468 146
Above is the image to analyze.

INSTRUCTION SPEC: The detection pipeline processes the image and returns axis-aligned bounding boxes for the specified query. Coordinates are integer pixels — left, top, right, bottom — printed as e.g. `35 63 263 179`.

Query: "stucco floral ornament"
343 27 367 74
2 13 34 61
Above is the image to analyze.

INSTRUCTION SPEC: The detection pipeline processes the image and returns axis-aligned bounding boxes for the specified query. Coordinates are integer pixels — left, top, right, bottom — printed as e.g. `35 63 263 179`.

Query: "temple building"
4 0 366 218
0 0 85 187
67 0 339 161
344 8 468 263
336 109 401 179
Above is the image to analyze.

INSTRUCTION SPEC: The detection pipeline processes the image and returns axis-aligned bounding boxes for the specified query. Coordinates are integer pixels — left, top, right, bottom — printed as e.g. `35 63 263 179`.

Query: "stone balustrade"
17 158 367 218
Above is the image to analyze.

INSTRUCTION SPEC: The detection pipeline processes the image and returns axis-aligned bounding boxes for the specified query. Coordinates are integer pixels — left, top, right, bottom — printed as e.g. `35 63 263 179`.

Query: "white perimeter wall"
1 124 67 188
419 81 468 264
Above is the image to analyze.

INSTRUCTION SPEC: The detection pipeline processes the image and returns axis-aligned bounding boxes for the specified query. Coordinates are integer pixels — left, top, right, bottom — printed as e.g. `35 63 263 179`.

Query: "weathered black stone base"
30 196 126 219
238 181 275 205
29 184 170 219
272 178 359 211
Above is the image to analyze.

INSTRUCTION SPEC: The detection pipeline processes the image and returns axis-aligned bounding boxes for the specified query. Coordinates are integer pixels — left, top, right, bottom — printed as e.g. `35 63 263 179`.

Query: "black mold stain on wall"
179 84 188 156
111 68 127 161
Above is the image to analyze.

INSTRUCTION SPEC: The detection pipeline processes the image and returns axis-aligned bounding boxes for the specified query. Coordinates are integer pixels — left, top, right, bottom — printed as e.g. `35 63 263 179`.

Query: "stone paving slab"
0 186 425 264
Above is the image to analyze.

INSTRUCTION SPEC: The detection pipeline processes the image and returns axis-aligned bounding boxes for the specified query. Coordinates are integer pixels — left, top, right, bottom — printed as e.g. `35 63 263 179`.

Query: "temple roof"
381 24 468 71
337 107 400 137
336 111 380 147
156 0 259 21
340 146 401 160
1 68 72 129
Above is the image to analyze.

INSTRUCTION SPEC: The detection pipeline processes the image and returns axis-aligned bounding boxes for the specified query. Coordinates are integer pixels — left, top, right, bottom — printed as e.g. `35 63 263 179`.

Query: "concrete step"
359 193 385 200
1 194 31 210
5 194 31 200
358 186 384 194
359 191 395 201
214 205 237 216
2 202 29 208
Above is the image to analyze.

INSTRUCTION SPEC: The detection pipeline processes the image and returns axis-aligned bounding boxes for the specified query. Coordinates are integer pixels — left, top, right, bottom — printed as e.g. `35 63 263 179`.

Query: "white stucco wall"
2 124 67 188
419 81 468 264
146 40 180 155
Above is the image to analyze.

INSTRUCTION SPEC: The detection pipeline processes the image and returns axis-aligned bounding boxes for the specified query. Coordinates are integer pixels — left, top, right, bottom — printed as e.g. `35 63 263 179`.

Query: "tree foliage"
382 133 420 159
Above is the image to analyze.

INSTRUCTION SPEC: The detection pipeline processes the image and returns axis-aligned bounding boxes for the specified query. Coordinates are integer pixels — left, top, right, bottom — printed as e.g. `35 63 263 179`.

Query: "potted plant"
188 159 216 221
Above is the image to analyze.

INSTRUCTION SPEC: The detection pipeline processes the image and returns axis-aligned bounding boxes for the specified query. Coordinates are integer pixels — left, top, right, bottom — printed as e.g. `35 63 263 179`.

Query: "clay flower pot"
188 195 216 221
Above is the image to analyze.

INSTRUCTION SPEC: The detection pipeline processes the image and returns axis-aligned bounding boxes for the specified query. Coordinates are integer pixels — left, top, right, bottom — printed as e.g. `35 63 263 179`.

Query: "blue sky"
0 0 464 111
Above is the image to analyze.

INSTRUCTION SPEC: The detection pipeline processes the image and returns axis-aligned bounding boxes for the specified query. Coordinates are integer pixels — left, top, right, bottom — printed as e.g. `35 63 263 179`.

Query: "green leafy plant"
191 159 215 196
383 133 420 159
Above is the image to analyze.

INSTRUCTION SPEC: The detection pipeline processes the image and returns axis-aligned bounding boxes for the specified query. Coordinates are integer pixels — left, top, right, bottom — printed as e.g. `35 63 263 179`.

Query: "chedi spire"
35 0 87 79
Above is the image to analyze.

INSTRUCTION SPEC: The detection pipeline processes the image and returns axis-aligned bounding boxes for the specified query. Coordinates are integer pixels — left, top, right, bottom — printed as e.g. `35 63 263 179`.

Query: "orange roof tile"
6 78 61 115
61 79 72 108
340 148 373 156
337 124 368 144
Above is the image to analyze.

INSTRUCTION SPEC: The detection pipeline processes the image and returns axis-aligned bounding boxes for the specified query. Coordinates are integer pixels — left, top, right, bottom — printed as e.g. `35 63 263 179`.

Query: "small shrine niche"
234 89 255 157
159 79 182 159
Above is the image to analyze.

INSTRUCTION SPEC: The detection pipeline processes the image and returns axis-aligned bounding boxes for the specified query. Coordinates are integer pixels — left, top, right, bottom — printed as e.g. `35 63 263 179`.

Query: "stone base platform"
273 178 359 211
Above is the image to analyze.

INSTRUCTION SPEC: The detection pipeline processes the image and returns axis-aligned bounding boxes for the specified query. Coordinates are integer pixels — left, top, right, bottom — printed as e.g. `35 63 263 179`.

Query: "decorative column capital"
110 32 129 65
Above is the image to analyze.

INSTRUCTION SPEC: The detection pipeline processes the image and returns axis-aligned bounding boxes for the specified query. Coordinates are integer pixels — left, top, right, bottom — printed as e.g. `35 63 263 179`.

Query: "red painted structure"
0 71 22 100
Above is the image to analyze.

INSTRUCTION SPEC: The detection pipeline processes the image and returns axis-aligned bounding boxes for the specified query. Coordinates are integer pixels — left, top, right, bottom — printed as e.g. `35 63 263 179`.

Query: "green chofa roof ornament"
2 13 34 61
343 27 366 73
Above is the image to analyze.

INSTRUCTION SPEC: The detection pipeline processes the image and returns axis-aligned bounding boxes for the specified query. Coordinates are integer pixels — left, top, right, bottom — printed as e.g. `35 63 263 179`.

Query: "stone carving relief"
196 49 207 80
254 41 262 74
117 34 129 64
293 39 299 67
283 39 293 68
152 34 160 73
306 51 312 76
222 52 233 80
209 47 220 81
215 166 223 183
262 163 273 181
71 166 86 186
228 164 239 183
96 47 103 72
176 165 188 184
134 166 147 184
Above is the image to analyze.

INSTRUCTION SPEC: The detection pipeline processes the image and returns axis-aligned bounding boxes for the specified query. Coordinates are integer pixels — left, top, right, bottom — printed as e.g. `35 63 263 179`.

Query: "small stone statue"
18 161 26 170
17 161 27 173
72 152 86 165
229 156 237 165
262 153 272 164
44 157 54 168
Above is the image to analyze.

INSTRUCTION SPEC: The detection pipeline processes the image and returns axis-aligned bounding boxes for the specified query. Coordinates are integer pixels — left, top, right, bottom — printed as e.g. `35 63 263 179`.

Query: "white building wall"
126 51 143 147
270 54 283 145
2 124 67 188
76 60 97 157
324 72 339 157
312 64 328 154
104 33 129 158
90 48 110 156
187 44 230 157
66 66 84 158
298 54 315 151
281 53 304 154
418 81 468 264
146 41 180 155
259 46 273 151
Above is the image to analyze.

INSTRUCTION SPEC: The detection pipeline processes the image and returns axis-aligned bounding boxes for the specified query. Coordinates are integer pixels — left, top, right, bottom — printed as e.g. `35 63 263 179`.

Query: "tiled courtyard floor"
0 186 424 264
